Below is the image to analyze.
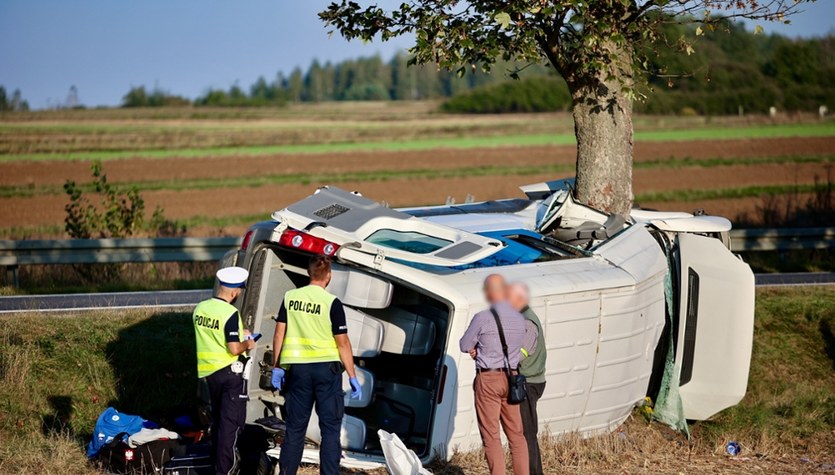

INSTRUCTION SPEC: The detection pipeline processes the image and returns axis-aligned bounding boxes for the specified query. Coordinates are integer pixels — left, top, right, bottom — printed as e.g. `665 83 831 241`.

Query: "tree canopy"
320 0 813 215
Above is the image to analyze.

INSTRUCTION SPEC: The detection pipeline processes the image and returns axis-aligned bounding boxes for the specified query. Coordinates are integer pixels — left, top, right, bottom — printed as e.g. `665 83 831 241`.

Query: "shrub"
442 76 572 114
63 162 171 239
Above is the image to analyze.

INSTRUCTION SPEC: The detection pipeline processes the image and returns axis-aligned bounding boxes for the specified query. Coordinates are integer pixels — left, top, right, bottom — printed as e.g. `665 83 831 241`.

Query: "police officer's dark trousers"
279 362 344 475
206 365 247 475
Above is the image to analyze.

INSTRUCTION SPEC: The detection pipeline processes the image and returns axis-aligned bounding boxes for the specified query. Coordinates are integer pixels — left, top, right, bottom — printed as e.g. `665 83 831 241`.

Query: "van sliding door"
674 233 755 420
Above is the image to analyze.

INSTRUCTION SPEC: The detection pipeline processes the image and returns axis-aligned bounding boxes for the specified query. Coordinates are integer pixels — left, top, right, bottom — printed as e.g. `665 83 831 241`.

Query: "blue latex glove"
349 376 362 400
271 368 285 391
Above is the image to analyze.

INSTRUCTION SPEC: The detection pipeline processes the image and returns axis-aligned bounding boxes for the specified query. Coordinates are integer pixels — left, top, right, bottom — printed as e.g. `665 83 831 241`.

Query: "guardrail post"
5 265 19 288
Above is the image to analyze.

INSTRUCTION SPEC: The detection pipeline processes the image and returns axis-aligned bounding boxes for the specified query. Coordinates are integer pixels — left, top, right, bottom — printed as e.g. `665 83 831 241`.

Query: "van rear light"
278 229 340 256
241 230 254 251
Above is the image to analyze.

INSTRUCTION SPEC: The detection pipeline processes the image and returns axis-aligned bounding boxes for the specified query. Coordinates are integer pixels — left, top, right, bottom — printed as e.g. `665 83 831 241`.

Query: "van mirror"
327 263 394 309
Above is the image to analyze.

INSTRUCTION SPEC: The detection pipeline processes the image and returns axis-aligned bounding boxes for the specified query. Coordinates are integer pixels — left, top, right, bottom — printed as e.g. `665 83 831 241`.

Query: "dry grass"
0 288 832 474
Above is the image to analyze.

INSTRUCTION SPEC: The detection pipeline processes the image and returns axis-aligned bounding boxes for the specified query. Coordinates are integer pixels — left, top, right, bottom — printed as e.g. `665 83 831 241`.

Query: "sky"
1 1 833 109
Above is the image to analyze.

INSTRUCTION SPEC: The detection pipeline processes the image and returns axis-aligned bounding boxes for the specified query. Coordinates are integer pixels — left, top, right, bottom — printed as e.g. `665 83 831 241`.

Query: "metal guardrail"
0 228 831 286
729 227 835 252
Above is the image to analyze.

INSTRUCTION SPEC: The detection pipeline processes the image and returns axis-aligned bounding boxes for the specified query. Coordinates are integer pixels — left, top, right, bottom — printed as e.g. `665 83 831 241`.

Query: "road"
0 273 832 314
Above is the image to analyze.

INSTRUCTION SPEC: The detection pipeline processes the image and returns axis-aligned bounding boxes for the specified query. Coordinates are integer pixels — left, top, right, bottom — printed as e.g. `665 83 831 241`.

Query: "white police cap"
216 266 248 288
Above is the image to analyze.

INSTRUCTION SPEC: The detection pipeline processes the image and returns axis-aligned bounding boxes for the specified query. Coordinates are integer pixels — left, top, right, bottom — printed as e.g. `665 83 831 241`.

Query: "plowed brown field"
2 158 831 233
2 136 833 188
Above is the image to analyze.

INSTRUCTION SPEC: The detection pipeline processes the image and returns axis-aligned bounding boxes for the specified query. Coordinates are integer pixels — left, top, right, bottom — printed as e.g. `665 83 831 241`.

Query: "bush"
442 76 572 114
63 162 176 239
122 86 190 107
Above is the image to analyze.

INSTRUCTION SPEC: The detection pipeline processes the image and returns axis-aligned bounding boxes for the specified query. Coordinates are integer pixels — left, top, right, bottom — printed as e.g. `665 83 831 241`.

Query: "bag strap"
489 308 511 371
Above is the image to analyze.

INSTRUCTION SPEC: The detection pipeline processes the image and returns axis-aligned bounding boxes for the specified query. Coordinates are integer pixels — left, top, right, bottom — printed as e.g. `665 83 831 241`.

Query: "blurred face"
507 283 529 312
483 274 507 304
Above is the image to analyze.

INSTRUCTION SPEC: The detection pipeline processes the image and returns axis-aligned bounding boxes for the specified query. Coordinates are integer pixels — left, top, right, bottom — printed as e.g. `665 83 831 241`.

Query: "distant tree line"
445 21 835 115
123 54 548 108
122 86 190 107
117 21 832 115
0 86 29 111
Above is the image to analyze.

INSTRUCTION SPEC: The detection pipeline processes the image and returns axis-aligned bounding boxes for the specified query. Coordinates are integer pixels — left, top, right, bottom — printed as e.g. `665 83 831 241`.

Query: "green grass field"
0 288 832 474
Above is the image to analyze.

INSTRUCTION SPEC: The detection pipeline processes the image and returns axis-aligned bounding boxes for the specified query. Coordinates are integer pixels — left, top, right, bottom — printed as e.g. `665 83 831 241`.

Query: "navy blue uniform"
276 299 347 475
205 298 247 475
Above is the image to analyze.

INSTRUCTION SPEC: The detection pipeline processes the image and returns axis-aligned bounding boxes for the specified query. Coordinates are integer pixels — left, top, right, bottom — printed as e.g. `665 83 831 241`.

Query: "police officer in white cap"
193 266 254 475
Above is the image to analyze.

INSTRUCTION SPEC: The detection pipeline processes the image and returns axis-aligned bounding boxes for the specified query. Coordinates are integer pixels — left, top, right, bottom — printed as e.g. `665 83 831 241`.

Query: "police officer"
193 266 254 475
271 255 361 475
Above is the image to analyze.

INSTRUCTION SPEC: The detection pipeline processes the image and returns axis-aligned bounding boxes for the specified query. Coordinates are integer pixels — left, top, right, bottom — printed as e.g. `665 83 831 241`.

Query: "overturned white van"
224 181 755 469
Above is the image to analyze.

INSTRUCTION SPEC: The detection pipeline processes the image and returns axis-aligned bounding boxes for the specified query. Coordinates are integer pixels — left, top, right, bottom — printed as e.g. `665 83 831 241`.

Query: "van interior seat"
306 413 366 451
376 381 433 436
366 307 436 355
344 307 384 358
342 366 374 408
552 213 626 244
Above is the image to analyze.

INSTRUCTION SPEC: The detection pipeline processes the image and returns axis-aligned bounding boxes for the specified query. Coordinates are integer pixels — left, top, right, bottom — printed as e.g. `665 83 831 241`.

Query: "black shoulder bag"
490 308 527 404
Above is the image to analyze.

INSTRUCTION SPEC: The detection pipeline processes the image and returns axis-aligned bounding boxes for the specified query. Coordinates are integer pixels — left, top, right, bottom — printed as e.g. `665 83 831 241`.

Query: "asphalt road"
0 273 832 314
0 289 212 314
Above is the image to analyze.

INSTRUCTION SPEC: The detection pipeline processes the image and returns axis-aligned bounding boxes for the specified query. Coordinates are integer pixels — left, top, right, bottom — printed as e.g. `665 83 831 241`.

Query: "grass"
2 121 833 163
693 287 835 451
0 262 216 295
0 288 832 474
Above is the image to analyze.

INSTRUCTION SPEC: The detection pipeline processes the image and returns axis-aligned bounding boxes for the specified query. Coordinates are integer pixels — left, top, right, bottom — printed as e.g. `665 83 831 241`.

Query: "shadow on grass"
42 395 76 438
104 312 199 420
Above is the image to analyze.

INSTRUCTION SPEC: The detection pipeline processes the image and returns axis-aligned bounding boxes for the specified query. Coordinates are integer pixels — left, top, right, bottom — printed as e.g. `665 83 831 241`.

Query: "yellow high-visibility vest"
280 285 340 365
193 298 242 378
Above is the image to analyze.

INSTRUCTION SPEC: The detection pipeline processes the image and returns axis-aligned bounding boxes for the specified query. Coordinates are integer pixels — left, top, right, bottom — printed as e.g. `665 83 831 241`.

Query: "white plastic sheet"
378 430 432 475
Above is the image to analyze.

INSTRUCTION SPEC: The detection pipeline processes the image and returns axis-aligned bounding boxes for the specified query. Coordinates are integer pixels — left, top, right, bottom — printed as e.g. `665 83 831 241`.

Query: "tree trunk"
567 67 634 216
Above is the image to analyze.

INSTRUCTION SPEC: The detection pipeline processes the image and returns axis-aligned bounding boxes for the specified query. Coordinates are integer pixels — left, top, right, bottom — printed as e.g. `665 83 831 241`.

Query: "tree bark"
566 63 634 216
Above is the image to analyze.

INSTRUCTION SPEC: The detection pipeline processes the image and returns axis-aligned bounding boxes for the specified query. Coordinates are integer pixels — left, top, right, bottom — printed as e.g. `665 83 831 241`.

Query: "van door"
674 233 755 420
273 187 505 267
240 246 296 422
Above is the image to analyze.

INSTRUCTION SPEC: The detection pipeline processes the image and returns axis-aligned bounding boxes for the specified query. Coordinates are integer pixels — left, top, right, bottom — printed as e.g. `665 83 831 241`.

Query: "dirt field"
0 106 833 238
2 136 833 188
1 160 829 232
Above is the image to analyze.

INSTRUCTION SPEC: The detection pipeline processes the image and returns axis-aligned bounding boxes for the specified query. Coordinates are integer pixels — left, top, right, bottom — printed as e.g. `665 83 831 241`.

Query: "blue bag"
87 407 147 458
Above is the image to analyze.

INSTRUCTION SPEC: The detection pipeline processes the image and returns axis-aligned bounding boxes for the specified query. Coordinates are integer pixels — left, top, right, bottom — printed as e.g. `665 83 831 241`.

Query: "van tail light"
278 229 340 256
241 230 255 251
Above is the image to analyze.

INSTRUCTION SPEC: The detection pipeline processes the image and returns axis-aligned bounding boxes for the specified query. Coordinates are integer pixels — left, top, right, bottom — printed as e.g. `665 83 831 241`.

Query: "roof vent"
314 203 350 220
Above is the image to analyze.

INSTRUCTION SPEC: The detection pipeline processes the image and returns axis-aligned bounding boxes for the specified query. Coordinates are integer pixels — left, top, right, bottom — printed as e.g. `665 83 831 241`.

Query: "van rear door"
273 187 504 267
674 233 755 420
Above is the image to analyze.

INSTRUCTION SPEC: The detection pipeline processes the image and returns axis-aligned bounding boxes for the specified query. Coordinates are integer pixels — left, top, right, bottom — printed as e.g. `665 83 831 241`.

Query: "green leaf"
494 12 511 29
754 25 764 35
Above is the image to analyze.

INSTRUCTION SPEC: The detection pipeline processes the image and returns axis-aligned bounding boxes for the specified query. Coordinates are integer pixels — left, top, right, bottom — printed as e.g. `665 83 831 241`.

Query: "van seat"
306 413 366 451
343 366 374 408
368 307 436 355
344 307 384 358
376 381 432 435
553 214 626 244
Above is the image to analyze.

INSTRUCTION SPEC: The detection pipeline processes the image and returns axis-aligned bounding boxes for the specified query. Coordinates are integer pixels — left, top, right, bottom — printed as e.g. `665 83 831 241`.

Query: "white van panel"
581 273 666 431
541 291 604 432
